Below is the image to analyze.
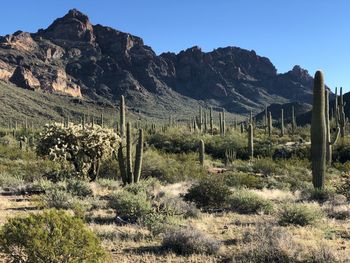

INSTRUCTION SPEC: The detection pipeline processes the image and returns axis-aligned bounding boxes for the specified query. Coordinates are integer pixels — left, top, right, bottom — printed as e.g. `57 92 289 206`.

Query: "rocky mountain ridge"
0 9 318 115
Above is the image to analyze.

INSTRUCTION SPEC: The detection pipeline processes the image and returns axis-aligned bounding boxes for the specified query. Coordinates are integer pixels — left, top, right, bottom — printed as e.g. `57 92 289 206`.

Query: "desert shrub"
0 173 25 191
42 188 94 211
0 135 18 147
142 149 206 183
235 224 338 263
323 194 350 220
66 179 93 197
140 212 182 236
96 178 120 190
108 191 152 222
99 158 119 179
309 187 336 203
278 203 324 226
123 177 161 198
148 129 246 160
224 171 264 188
236 224 295 262
43 168 73 182
22 179 54 194
333 161 350 173
252 158 280 176
0 143 36 161
0 210 107 262
229 189 274 214
299 185 336 203
159 196 201 218
336 174 350 200
333 141 350 163
162 226 220 255
183 177 231 209
36 123 120 181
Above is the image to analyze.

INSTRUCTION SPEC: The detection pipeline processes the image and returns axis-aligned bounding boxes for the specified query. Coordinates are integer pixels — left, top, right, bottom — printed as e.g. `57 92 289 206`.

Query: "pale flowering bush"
37 123 121 181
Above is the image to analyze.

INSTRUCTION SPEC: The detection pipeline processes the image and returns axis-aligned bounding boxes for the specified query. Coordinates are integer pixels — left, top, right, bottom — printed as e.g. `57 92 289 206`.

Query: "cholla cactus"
37 122 120 181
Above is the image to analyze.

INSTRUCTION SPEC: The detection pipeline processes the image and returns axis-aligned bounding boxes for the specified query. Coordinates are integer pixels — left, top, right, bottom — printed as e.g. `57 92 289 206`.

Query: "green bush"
224 172 264 188
278 203 324 226
162 226 220 255
99 158 119 180
66 179 93 197
252 158 280 176
336 175 350 200
142 149 205 183
0 210 107 262
123 177 161 198
42 188 94 212
0 173 25 191
229 190 274 214
108 191 152 222
183 177 231 209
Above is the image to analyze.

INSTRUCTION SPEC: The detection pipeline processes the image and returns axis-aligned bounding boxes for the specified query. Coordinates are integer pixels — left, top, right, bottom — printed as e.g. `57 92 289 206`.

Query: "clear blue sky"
0 0 349 92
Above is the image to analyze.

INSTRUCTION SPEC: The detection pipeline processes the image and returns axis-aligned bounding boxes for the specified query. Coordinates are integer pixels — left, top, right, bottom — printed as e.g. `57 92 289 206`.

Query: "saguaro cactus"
199 139 205 166
134 128 143 183
120 95 126 137
199 106 203 131
268 112 272 138
101 113 104 128
219 112 223 136
334 87 339 128
248 124 254 159
126 122 133 184
291 106 296 134
209 107 213 134
280 109 284 137
221 109 226 136
339 87 347 138
264 105 268 127
311 70 326 189
325 89 340 165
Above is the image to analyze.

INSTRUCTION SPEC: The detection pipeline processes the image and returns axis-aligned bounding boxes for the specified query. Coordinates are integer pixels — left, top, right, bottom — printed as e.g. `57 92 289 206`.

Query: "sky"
0 0 349 92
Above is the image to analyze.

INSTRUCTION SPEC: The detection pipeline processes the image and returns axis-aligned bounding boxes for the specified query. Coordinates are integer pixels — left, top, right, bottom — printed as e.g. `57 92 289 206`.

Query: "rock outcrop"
0 9 318 114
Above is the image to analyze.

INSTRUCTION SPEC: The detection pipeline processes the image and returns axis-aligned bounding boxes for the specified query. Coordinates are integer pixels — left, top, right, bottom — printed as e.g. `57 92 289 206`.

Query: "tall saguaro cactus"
120 95 126 137
199 106 203 131
291 106 296 134
199 139 205 167
325 89 340 165
248 124 254 159
134 128 143 183
311 70 326 189
219 113 223 135
339 87 347 138
268 112 272 138
209 107 213 134
222 109 226 136
280 109 284 137
126 122 133 184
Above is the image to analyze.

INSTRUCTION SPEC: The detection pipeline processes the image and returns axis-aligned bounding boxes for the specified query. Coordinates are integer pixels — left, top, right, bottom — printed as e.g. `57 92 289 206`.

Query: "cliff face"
0 9 316 114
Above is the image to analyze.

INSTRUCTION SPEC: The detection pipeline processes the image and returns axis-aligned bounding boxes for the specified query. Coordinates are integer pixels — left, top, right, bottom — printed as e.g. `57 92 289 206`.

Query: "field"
0 86 350 263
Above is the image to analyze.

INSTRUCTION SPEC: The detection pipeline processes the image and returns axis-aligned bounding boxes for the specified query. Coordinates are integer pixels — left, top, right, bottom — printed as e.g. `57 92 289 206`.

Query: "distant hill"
0 9 325 122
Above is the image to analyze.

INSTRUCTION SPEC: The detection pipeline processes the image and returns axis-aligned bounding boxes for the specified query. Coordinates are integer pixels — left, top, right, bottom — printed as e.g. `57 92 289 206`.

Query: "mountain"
254 102 312 124
0 9 318 123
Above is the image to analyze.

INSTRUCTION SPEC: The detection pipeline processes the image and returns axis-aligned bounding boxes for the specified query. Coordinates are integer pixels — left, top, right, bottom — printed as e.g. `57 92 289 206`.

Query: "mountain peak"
64 9 89 22
36 8 95 42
